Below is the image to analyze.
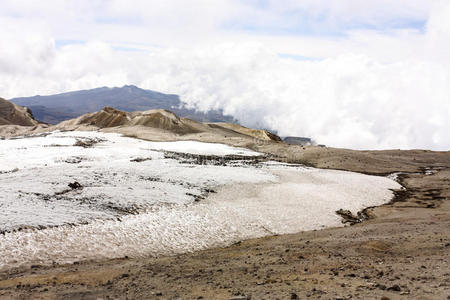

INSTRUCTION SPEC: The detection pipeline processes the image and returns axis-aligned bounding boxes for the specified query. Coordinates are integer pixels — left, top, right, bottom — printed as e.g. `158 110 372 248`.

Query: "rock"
387 284 401 292
335 209 361 225
290 292 299 299
68 181 82 190
130 157 152 162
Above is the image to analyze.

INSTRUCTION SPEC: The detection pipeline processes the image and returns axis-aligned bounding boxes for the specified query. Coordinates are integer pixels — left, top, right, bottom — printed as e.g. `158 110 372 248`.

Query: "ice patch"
0 131 273 232
146 140 261 156
0 131 401 270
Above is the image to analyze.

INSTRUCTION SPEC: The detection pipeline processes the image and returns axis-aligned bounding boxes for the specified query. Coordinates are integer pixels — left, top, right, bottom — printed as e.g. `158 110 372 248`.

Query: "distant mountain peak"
10 86 236 125
122 84 138 89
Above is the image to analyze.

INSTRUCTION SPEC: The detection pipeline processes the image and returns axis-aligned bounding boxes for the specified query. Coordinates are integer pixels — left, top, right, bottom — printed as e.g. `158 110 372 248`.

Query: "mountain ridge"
55 106 281 142
10 85 235 125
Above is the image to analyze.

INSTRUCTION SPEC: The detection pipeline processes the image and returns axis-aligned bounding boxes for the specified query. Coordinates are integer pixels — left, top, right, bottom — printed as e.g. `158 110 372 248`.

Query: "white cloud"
0 0 449 150
139 45 450 150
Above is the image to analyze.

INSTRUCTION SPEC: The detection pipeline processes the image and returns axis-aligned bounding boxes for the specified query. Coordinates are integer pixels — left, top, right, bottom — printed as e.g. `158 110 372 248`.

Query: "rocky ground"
0 143 449 299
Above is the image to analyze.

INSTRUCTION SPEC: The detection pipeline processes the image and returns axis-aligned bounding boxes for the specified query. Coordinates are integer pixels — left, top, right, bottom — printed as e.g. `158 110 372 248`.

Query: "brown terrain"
0 106 449 299
0 98 39 127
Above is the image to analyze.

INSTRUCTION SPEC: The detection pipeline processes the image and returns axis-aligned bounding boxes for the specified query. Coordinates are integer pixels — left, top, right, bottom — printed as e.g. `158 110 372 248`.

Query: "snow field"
0 131 400 270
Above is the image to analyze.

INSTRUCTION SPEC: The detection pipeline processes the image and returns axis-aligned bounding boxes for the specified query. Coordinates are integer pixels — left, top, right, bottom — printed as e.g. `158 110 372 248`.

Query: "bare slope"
0 98 39 126
56 107 204 135
208 122 282 142
54 107 282 142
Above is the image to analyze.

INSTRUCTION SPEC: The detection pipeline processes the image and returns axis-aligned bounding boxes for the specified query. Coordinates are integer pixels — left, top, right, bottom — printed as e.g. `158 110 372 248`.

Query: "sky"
0 0 449 150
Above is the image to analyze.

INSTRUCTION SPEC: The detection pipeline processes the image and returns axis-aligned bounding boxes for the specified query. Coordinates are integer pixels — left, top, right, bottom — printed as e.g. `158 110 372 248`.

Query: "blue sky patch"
278 53 323 61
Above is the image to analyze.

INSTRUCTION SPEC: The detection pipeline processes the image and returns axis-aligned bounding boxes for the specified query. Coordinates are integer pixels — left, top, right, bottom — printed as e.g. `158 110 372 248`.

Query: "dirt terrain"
0 143 448 300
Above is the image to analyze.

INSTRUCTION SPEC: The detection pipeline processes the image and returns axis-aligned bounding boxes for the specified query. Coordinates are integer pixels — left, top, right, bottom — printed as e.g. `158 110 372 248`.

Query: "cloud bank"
0 1 449 150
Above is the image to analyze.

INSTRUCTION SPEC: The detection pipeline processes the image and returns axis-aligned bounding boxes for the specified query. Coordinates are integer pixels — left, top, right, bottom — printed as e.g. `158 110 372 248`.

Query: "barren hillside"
0 98 39 126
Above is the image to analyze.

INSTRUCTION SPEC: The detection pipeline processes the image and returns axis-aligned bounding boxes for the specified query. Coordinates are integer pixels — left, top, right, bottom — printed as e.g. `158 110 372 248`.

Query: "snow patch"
0 131 400 270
